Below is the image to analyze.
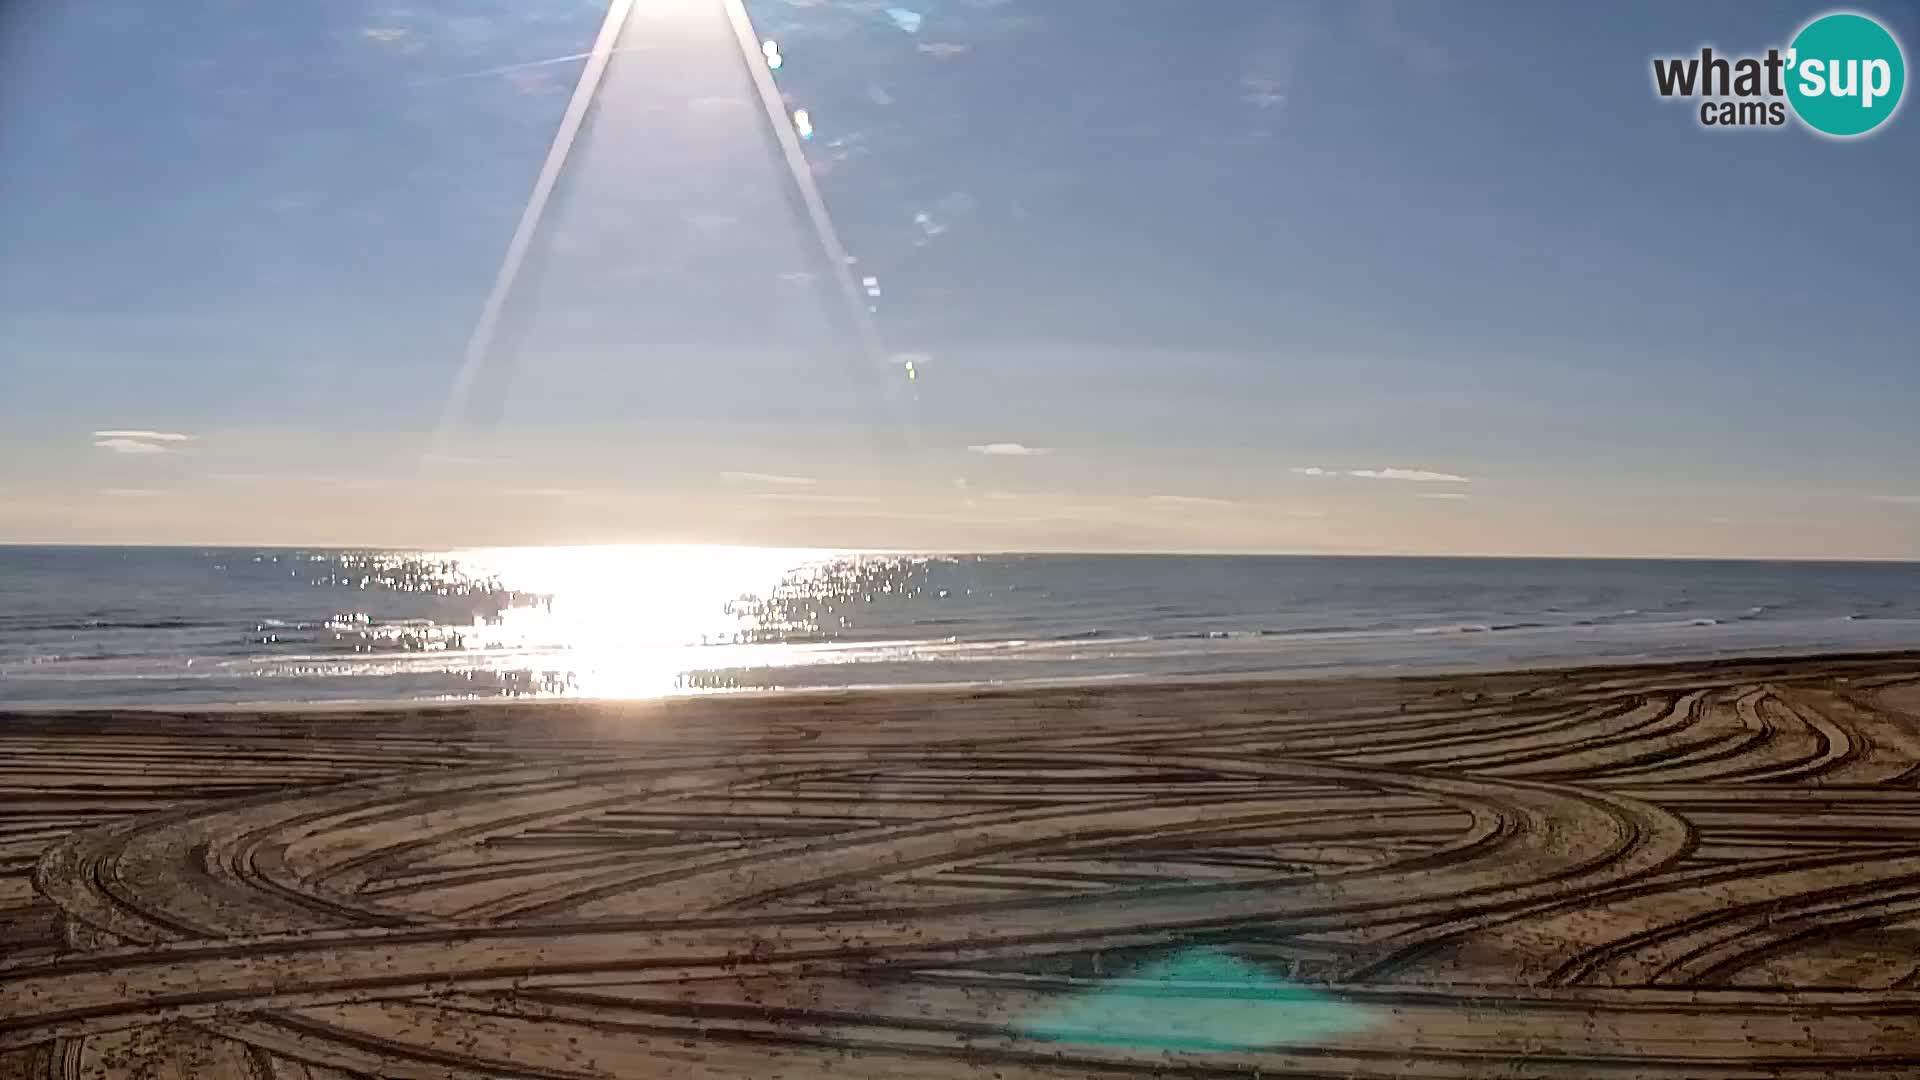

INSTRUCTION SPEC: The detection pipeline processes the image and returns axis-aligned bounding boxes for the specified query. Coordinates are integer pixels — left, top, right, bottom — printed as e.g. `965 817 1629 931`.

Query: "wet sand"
6 651 1920 1077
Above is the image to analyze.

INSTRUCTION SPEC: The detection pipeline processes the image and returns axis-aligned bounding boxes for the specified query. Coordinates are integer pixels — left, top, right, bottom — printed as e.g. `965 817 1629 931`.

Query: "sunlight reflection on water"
9 547 1918 707
419 544 925 698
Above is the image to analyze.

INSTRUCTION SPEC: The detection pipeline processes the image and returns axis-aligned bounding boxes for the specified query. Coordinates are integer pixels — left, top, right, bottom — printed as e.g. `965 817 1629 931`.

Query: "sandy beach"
6 651 1920 1077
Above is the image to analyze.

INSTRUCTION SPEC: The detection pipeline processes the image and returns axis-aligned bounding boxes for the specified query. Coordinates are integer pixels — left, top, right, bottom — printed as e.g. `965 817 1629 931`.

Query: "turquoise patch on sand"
1012 948 1372 1052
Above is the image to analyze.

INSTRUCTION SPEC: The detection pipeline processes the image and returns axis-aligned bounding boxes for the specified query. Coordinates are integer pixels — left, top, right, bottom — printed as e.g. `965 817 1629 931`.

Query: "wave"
0 616 213 632
1259 622 1392 637
1049 628 1119 641
939 619 1675 649
1037 620 1571 646
1573 609 1644 626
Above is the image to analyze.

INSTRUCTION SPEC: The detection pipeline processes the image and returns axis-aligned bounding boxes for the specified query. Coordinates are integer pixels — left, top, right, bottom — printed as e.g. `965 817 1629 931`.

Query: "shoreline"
6 644 1920 718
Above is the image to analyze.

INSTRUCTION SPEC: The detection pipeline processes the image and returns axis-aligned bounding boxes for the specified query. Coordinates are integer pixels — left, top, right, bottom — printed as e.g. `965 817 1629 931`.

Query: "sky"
0 0 1916 557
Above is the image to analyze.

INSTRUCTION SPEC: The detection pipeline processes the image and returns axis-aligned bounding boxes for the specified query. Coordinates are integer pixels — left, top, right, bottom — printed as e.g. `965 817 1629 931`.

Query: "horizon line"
1 540 1917 566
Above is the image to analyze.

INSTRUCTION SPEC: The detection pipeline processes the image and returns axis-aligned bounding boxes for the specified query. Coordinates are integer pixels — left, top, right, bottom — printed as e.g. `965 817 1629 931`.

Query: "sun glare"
445 544 844 698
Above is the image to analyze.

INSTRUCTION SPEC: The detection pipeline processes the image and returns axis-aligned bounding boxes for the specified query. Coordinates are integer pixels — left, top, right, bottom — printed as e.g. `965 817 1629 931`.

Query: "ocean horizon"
4 544 1920 708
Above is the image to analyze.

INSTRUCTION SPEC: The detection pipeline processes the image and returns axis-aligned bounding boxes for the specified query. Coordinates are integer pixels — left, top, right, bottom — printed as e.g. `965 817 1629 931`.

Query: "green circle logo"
1786 12 1906 137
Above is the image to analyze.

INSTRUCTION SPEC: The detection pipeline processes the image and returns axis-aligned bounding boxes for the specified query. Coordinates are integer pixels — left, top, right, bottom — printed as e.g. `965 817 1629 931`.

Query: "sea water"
3 545 1918 706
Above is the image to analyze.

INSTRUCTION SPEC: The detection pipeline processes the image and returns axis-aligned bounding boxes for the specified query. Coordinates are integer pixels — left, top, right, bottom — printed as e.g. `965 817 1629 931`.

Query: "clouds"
93 439 171 455
1148 494 1237 508
1871 495 1920 505
968 442 1048 457
1241 75 1287 110
1294 465 1471 483
1418 492 1470 500
93 430 194 454
745 492 881 506
720 470 817 488
101 488 164 498
1349 468 1471 483
95 430 192 442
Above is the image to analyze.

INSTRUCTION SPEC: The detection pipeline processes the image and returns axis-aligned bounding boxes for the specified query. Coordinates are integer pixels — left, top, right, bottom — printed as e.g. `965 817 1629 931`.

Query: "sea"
2 545 1919 707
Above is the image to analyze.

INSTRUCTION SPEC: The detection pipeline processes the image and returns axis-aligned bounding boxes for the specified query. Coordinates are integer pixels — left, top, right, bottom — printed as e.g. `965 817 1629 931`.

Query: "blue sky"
1 0 1916 555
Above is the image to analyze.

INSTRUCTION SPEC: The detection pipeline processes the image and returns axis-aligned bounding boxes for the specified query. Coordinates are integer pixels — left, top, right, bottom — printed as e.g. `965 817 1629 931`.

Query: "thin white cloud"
101 488 164 498
1870 494 1920 505
746 492 881 505
917 42 969 59
305 475 386 491
93 438 170 455
1242 75 1287 109
266 192 315 213
93 429 193 442
968 442 1048 457
1419 492 1470 500
510 487 601 498
1148 494 1237 508
720 470 817 488
1349 468 1471 483
504 488 635 506
93 429 194 455
423 453 486 467
1290 466 1333 477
